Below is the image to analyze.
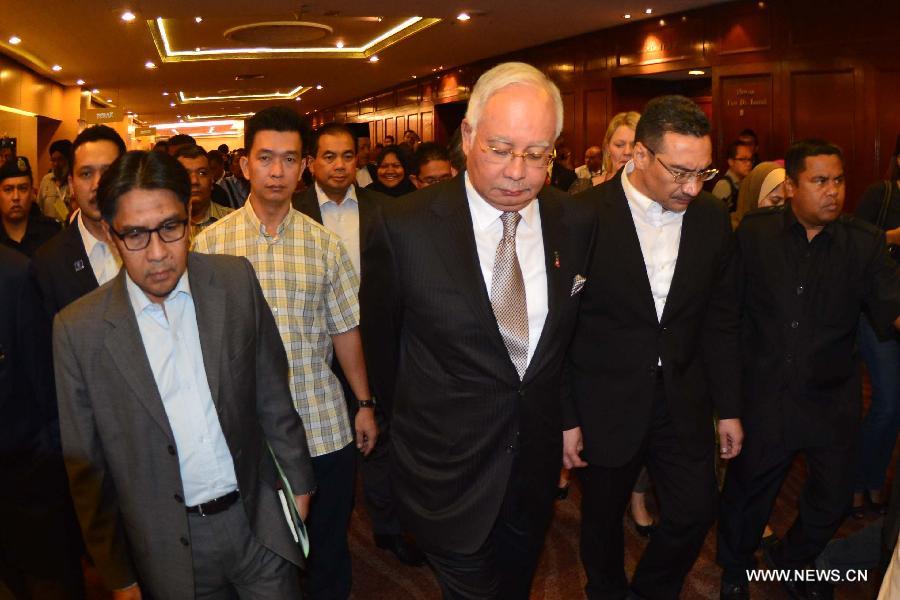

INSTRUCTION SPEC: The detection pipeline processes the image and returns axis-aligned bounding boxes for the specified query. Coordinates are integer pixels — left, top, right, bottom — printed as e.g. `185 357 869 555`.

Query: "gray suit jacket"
54 252 314 599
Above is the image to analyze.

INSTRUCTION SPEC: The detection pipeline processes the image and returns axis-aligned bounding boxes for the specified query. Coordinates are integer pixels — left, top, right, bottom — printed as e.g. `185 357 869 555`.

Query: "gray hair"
465 62 564 139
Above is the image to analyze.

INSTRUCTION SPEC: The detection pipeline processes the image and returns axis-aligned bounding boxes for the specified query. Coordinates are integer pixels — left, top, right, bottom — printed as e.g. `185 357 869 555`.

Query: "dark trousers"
422 458 556 600
579 376 717 600
305 442 357 600
717 425 857 583
188 498 302 599
349 404 402 536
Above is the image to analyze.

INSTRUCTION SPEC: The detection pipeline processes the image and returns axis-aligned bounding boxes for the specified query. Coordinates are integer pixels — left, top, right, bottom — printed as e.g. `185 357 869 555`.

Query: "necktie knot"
500 211 521 240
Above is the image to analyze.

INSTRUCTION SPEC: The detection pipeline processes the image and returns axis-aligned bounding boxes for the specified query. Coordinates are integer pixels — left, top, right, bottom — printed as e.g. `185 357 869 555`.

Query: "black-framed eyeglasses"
478 144 556 169
646 146 718 183
111 219 188 251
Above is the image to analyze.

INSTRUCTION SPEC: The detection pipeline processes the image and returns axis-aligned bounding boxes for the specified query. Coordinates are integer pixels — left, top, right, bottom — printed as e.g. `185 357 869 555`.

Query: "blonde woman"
569 111 640 193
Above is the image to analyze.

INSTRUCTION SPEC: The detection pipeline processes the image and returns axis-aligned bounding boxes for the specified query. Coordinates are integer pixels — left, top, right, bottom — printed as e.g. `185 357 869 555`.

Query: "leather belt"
186 490 239 516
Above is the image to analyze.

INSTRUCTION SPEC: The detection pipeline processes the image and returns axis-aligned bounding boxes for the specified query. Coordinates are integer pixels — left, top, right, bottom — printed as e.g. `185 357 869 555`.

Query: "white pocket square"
570 274 587 296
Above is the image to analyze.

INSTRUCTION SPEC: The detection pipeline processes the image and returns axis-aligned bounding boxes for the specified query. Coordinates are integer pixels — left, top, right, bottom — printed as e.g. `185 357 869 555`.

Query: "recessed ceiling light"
335 40 344 48
145 61 157 69
195 16 203 23
688 70 706 76
369 55 379 62
645 8 653 14
315 84 323 90
51 64 62 72
170 102 176 107
457 13 471 21
121 10 136 22
8 35 21 45
194 47 201 52
76 78 85 85
411 74 417 79
623 13 631 19
91 88 100 94
659 19 666 26
176 114 181 118
162 91 169 96
295 97 302 102
106 98 112 103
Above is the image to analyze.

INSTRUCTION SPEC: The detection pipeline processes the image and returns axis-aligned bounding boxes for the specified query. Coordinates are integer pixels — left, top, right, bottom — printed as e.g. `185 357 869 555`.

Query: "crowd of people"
1 60 899 600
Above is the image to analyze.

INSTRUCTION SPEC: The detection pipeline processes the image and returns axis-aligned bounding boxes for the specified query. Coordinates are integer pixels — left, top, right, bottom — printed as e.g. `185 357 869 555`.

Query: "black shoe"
556 483 570 500
374 533 426 567
626 507 657 538
761 540 832 600
720 580 750 600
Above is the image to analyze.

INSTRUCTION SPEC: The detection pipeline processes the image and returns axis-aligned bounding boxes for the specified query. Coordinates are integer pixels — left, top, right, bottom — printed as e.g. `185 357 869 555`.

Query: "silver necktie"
490 212 528 379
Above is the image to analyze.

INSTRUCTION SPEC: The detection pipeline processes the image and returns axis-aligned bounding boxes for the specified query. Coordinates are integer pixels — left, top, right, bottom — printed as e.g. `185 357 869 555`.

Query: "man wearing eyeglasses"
381 62 596 599
410 142 454 190
564 94 742 600
53 150 315 600
712 140 755 214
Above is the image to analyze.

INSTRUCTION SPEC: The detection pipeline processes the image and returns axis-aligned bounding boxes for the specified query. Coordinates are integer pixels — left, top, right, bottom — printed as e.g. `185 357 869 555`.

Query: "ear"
410 175 423 190
460 119 474 157
240 155 250 180
632 141 651 170
783 177 796 198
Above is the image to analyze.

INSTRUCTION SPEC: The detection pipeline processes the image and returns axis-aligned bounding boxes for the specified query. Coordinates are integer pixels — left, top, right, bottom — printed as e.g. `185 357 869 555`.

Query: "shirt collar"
125 268 191 316
77 211 108 256
621 160 661 217
464 171 538 232
782 201 835 239
315 181 358 208
243 194 295 238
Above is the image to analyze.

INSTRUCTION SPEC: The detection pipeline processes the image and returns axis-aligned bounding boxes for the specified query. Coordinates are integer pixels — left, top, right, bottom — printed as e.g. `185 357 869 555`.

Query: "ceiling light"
411 74 417 79
315 84 323 90
457 13 471 21
645 8 653 14
76 78 85 85
295 97 302 102
688 70 706 76
145 61 157 69
659 19 666 25
162 91 169 96
8 36 21 45
51 64 62 72
195 16 203 23
194 47 201 52
170 102 176 107
121 10 136 22
106 98 112 103
335 40 344 48
91 88 100 94
369 55 379 62
176 114 181 118
623 13 631 19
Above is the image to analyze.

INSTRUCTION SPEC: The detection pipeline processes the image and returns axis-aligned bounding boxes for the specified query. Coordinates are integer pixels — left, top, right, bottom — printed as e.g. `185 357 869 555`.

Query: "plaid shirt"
192 200 360 456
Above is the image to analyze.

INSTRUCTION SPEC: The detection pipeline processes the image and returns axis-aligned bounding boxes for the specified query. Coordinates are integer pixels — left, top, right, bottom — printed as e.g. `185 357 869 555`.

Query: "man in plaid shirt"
193 107 376 600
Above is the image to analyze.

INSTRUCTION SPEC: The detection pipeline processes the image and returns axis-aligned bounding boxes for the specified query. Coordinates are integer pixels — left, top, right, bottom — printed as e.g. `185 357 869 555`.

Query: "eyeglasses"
646 147 718 183
478 144 556 169
111 219 188 251
418 174 453 186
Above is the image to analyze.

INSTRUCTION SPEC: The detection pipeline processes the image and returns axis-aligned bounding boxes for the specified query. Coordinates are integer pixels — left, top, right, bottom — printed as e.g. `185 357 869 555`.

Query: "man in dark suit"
54 151 314 599
564 95 743 600
0 246 84 598
32 125 126 315
383 62 596 599
293 123 423 566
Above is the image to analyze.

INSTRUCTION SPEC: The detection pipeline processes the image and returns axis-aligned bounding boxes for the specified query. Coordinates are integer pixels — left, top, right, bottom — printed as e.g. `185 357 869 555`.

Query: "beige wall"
0 53 82 177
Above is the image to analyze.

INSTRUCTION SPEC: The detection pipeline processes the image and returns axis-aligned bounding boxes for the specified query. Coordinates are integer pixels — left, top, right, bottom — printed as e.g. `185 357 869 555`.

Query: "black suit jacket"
383 175 596 553
566 171 740 467
31 221 99 316
292 185 396 413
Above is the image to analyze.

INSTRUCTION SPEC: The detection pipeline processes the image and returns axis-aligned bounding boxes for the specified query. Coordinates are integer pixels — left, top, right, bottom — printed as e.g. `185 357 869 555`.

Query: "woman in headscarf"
366 145 416 197
732 161 788 228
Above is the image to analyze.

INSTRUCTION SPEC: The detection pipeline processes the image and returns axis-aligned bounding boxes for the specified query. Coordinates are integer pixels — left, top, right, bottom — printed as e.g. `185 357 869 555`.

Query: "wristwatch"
358 397 377 409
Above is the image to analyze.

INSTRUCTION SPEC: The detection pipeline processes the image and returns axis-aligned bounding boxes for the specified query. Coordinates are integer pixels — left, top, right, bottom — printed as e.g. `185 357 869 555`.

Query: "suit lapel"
524 190 568 380
64 223 99 293
357 189 378 257
103 272 175 442
430 178 510 362
660 201 701 324
188 255 226 410
293 187 323 223
608 183 658 321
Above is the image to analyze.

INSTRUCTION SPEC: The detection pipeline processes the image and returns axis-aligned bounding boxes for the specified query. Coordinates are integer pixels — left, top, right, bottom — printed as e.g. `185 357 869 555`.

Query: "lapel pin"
74 259 85 272
553 250 561 269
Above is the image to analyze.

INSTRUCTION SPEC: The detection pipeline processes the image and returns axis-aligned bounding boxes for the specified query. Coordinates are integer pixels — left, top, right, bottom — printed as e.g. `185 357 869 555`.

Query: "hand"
355 408 378 457
885 226 900 246
293 493 312 521
112 583 142 600
718 418 744 460
563 427 588 469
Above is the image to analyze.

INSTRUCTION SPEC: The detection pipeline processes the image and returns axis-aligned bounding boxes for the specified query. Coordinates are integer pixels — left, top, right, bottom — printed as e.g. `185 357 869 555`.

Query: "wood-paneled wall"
315 0 900 209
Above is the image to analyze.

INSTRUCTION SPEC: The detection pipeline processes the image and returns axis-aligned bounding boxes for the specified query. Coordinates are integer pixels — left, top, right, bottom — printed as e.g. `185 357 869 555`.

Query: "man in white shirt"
574 145 602 180
32 125 126 316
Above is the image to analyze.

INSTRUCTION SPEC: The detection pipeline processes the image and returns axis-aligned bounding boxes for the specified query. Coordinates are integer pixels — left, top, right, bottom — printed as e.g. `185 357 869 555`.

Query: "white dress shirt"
77 212 120 286
620 160 684 323
316 182 361 277
464 172 548 367
125 271 238 506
